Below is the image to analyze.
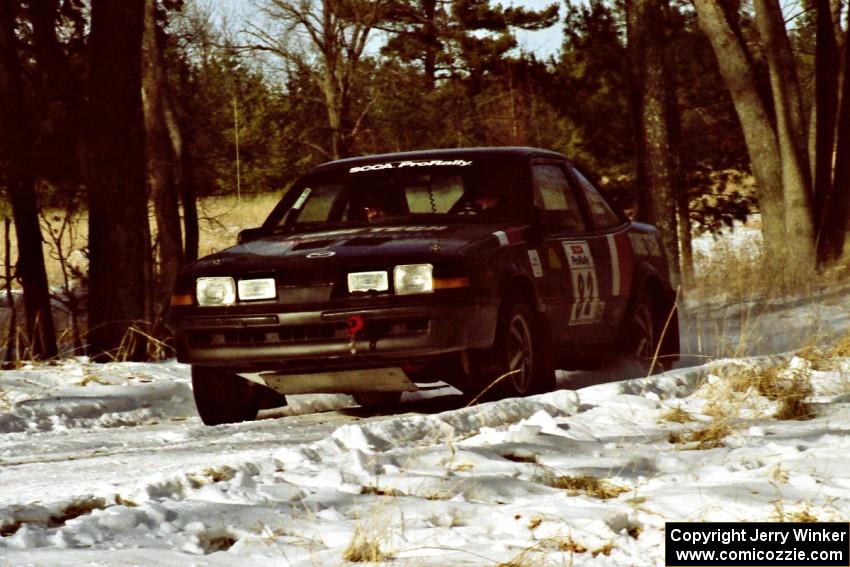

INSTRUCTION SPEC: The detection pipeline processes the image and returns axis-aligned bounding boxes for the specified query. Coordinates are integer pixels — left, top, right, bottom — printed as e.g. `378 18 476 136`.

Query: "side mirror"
237 227 266 244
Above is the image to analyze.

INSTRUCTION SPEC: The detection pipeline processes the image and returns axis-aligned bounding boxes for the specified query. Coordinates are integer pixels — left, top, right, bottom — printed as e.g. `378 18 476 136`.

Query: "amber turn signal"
432 277 471 290
170 294 193 306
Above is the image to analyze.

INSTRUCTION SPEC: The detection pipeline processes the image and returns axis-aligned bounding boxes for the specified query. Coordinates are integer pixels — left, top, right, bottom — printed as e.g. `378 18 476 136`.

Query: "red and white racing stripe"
607 232 633 296
493 226 526 246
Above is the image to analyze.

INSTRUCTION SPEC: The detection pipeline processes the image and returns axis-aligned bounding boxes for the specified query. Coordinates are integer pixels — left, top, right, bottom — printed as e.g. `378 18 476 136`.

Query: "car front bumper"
172 300 497 374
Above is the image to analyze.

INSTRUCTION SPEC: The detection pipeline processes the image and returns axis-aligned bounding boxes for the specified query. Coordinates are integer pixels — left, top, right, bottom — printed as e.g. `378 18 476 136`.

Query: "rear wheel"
471 299 555 400
191 366 260 425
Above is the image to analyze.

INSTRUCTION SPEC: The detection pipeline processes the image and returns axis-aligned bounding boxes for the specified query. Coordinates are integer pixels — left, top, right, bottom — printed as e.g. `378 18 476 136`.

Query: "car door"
565 163 634 342
529 160 606 350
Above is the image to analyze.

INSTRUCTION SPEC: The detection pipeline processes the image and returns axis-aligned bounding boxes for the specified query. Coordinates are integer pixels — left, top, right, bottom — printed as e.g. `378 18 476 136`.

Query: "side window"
571 167 621 229
293 184 343 223
532 164 586 233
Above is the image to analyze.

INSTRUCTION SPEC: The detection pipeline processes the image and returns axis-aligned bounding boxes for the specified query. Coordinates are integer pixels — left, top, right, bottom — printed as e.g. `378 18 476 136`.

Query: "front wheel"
191 367 260 425
623 290 663 374
471 299 555 400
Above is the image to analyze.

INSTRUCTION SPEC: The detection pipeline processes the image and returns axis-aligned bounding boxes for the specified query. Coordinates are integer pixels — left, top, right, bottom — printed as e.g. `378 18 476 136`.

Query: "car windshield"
269 157 527 231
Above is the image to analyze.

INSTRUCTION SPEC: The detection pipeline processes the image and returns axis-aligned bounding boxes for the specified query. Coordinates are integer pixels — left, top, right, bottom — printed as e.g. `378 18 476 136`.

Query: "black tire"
191 366 260 425
623 290 663 374
473 299 555 400
353 391 403 410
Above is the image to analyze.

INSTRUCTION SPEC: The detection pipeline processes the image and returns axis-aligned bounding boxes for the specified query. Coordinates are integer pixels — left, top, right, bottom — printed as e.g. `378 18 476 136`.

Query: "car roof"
309 147 567 174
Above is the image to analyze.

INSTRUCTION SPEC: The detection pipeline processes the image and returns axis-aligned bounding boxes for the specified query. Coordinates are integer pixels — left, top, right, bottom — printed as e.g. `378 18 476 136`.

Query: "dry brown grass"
544 474 629 499
799 330 850 371
496 534 620 566
187 465 237 488
0 496 108 537
360 485 404 497
708 364 814 421
660 406 694 424
669 422 732 450
772 501 820 523
689 220 850 303
198 530 238 553
342 525 390 563
500 452 539 464
5 193 280 290
196 193 280 257
557 537 588 553
48 497 107 527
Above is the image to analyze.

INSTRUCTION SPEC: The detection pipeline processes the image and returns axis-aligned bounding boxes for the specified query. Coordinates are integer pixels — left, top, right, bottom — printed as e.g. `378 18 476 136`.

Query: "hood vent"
344 237 391 246
292 239 333 251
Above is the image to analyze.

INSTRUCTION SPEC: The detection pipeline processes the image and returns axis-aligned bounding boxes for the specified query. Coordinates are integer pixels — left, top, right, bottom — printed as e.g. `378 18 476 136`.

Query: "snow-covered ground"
3 345 850 564
2 223 850 566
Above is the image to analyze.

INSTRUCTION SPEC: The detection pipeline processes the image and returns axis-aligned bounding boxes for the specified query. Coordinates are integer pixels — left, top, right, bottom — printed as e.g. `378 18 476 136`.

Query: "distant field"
2 192 282 289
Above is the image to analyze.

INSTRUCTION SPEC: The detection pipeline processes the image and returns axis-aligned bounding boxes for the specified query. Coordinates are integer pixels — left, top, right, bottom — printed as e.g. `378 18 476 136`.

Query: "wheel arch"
628 262 680 363
498 273 540 313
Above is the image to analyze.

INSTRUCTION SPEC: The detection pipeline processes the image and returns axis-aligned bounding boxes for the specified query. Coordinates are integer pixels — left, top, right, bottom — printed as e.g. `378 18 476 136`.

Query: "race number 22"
562 241 604 325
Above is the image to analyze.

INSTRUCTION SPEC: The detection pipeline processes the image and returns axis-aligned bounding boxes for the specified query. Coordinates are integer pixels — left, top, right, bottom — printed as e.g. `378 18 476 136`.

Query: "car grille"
187 319 429 347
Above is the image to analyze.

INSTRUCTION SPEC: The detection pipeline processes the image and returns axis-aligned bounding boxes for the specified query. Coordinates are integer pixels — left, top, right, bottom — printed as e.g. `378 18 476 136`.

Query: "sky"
216 0 566 59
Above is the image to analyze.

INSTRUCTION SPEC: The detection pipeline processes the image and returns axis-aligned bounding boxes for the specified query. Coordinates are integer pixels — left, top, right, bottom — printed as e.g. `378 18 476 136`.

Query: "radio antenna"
233 95 242 204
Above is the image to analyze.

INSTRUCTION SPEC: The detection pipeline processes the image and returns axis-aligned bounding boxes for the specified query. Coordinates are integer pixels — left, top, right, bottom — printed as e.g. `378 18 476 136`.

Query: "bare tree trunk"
85 0 149 361
4 217 19 365
258 0 389 159
630 0 680 287
753 0 816 270
161 68 198 264
180 144 200 263
422 0 438 90
669 78 694 289
0 0 58 359
820 9 850 261
693 0 787 264
142 0 183 337
813 0 840 261
626 0 649 219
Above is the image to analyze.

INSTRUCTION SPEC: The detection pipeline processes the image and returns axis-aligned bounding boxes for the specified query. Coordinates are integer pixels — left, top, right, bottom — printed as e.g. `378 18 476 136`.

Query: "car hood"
188 222 527 278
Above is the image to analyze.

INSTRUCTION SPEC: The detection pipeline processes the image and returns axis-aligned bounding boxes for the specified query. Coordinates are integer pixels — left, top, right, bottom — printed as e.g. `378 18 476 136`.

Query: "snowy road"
3 348 850 566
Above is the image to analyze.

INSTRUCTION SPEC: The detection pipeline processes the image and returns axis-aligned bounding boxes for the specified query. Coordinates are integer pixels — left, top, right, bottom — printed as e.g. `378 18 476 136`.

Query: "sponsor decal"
607 234 621 297
306 251 335 258
628 232 662 257
547 248 563 269
561 240 604 325
527 250 543 278
349 159 473 173
292 187 312 209
287 226 449 242
367 225 449 233
586 190 610 216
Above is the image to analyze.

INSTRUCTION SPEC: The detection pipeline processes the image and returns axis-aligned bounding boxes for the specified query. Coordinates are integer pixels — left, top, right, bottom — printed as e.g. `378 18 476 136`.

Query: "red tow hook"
346 315 364 355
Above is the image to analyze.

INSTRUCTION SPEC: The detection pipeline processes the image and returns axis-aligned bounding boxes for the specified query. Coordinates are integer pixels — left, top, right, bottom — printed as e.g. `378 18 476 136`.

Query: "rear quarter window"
570 167 622 230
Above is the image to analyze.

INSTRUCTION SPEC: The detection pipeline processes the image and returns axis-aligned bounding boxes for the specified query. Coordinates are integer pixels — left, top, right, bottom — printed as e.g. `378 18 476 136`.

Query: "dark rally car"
169 147 679 425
